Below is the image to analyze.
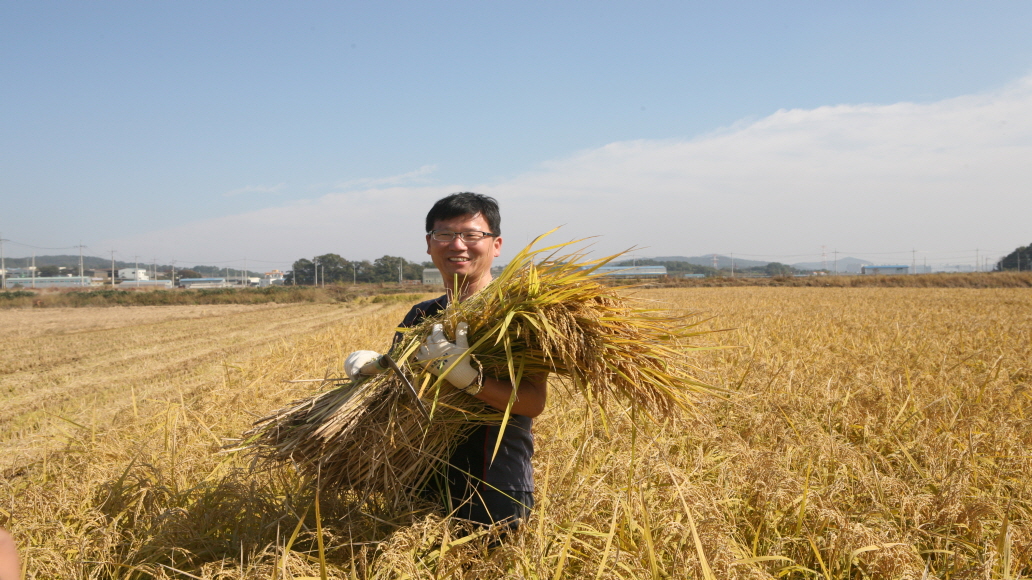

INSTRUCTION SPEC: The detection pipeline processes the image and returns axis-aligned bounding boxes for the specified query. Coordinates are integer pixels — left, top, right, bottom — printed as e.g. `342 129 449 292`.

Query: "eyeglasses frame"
427 229 499 243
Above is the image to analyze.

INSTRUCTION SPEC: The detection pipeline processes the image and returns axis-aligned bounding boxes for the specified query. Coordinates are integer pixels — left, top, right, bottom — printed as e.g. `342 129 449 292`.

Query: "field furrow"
0 301 414 461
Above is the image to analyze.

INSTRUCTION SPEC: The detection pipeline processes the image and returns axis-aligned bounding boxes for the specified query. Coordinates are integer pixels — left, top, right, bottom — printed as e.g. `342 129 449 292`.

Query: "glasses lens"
432 231 456 242
460 232 486 242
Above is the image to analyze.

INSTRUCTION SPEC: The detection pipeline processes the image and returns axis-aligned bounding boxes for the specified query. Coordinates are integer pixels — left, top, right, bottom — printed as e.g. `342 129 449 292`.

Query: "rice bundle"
240 232 717 505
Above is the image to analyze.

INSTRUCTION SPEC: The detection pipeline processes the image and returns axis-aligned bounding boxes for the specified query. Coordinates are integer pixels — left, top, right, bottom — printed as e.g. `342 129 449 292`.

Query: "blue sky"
2 1 1031 271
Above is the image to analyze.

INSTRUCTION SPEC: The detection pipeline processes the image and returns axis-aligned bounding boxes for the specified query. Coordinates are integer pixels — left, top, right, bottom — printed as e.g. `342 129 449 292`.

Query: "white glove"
415 322 482 395
344 350 385 380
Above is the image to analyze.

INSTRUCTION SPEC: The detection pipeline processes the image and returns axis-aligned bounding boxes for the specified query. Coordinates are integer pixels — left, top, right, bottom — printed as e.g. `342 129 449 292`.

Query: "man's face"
426 213 502 293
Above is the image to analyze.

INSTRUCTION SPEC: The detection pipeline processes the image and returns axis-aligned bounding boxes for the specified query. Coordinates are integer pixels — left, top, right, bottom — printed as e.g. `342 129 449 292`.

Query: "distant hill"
651 255 768 269
1 254 125 269
1 255 259 277
651 254 874 273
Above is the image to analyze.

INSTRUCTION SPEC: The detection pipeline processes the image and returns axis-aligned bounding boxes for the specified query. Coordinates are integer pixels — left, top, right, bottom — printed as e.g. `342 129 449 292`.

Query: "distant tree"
177 269 202 281
404 261 424 280
764 262 795 277
371 256 403 283
283 255 424 284
290 259 316 285
314 253 350 284
996 243 1031 271
37 265 62 277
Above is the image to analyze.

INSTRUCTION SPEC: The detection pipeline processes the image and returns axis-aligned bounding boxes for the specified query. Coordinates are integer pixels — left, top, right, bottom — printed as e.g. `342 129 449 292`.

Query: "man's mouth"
448 257 470 263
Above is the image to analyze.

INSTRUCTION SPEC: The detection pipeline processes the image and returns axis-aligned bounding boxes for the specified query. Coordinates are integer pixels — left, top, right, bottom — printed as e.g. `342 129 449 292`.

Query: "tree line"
284 254 430 285
614 259 802 277
996 243 1031 271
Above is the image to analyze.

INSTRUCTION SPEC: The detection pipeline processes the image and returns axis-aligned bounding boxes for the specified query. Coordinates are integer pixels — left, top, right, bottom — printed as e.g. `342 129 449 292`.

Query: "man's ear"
426 234 432 255
492 235 503 258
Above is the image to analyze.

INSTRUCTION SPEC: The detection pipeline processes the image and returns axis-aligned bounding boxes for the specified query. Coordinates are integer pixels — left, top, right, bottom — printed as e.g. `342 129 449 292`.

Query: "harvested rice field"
1 287 1030 579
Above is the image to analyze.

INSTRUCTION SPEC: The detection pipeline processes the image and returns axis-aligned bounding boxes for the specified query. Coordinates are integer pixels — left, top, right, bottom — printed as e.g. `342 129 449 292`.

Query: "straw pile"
240 232 716 505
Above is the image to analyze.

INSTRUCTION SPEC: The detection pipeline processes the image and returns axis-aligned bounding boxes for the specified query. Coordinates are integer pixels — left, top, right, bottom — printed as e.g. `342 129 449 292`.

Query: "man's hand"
414 322 482 395
344 350 385 380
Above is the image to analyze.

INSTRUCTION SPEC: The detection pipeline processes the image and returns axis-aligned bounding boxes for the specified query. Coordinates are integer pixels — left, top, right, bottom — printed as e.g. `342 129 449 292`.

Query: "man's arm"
474 373 548 418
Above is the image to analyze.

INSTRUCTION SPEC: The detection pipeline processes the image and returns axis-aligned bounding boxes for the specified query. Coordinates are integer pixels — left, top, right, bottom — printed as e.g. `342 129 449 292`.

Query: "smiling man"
346 192 547 531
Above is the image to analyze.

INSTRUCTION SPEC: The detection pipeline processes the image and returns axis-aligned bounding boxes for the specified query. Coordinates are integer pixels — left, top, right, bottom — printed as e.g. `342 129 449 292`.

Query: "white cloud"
332 164 439 191
98 76 1032 269
223 183 286 197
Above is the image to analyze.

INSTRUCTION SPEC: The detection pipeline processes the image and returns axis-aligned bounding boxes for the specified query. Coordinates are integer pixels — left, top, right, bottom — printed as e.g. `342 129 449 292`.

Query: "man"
345 192 546 529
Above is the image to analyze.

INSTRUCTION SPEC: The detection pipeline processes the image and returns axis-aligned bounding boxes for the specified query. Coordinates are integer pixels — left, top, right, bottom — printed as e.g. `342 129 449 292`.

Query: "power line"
4 240 80 250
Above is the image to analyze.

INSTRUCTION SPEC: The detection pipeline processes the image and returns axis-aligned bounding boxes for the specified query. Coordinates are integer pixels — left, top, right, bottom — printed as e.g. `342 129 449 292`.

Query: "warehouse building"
118 280 174 288
118 268 149 281
3 276 96 289
179 277 229 289
592 266 667 278
422 268 443 285
861 265 909 275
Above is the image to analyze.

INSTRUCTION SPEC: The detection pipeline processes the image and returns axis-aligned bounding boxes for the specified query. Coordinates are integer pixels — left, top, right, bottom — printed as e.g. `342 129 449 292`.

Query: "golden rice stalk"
241 371 497 505
240 230 717 502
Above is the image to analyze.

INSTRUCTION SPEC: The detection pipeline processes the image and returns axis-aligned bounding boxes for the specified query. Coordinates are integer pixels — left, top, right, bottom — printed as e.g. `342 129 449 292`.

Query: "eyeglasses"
428 230 497 243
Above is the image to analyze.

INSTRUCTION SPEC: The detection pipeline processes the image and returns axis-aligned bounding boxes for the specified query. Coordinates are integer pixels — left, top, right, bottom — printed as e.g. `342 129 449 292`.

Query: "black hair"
425 192 501 235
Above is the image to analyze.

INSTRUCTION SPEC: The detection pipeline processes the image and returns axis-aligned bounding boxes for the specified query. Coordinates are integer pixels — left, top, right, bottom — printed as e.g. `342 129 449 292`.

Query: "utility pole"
398 258 404 284
822 245 827 272
135 256 140 281
313 258 318 287
243 258 247 287
833 249 838 274
352 263 357 285
110 250 116 286
78 241 85 286
171 259 176 287
0 231 5 290
32 253 36 288
712 254 718 270
730 252 734 278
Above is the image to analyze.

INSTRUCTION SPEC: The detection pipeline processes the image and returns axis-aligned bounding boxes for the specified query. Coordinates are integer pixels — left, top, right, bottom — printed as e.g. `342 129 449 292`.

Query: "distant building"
118 280 174 289
4 276 95 289
179 277 229 289
861 265 909 275
592 266 667 278
118 268 149 281
260 270 285 287
422 268 443 285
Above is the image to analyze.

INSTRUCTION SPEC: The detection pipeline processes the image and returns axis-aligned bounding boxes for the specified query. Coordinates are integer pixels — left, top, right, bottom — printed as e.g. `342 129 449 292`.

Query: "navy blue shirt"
397 295 535 493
